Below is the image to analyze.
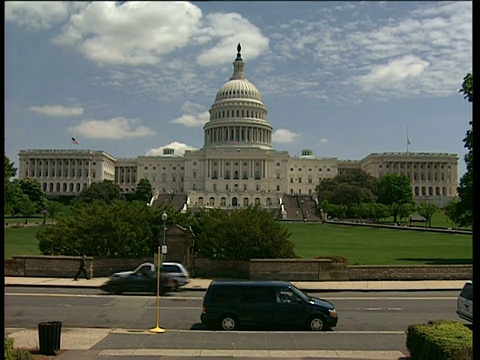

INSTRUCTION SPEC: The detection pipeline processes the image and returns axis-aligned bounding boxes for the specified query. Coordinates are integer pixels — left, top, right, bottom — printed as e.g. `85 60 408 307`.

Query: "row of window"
25 170 96 178
27 160 96 166
42 182 88 193
212 109 266 120
380 163 452 169
414 186 450 196
197 196 273 207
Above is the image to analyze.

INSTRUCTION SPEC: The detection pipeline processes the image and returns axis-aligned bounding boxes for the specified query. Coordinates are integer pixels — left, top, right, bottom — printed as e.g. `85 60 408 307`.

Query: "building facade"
18 46 458 208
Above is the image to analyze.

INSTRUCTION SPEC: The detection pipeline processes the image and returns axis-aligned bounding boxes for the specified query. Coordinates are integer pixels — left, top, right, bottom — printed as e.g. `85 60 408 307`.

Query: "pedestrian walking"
74 254 89 280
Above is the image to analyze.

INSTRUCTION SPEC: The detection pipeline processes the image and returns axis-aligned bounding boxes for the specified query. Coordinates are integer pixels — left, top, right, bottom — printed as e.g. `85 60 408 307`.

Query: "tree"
77 180 122 204
454 72 473 227
18 178 47 212
4 179 23 216
4 156 17 181
135 178 153 204
37 200 158 256
191 206 296 260
17 194 37 224
45 200 64 220
377 174 414 223
317 170 377 206
416 202 438 228
444 199 461 229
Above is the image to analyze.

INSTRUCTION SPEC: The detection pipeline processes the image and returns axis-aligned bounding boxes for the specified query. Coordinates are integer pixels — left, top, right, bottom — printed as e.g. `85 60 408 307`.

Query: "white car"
456 280 473 323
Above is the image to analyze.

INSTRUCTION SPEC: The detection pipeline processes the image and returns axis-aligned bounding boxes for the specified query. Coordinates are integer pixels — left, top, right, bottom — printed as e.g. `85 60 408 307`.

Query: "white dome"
215 79 263 102
203 44 272 150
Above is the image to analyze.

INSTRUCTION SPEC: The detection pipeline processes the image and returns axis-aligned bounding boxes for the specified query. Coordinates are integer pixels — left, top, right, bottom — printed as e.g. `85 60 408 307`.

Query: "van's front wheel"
219 314 238 330
307 315 326 331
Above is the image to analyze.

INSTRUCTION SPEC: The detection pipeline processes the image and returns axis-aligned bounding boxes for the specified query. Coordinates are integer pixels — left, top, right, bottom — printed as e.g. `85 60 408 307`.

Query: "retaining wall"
4 256 472 281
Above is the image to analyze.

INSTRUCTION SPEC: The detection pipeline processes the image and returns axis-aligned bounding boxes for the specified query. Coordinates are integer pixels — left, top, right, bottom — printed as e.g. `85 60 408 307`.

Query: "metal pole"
149 245 165 333
162 218 166 263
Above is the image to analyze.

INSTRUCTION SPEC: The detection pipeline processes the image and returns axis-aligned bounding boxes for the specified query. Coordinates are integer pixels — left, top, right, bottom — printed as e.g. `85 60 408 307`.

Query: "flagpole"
406 126 410 153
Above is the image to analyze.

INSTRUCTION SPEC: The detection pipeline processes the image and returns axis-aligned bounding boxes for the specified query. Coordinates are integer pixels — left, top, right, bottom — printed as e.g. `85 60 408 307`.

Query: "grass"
284 223 472 265
5 221 472 265
4 226 44 259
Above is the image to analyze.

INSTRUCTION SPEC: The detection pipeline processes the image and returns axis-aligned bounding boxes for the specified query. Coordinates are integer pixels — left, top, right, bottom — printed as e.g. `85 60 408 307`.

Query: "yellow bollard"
150 245 165 333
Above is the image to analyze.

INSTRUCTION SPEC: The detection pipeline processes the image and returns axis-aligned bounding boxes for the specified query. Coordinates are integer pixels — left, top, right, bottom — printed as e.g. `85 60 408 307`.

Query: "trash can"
38 321 62 355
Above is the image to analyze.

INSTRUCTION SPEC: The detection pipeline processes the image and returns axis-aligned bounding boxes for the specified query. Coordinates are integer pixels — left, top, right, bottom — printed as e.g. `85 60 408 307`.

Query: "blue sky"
5 1 472 178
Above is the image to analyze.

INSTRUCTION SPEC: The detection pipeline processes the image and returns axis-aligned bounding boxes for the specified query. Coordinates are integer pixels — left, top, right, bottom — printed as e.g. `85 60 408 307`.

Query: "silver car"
162 262 190 287
456 280 473 323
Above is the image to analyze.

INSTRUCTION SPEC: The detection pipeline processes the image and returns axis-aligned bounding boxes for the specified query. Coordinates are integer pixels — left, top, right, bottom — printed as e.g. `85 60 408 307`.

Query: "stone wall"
4 256 472 281
348 265 472 281
4 256 153 278
193 258 250 279
250 259 349 281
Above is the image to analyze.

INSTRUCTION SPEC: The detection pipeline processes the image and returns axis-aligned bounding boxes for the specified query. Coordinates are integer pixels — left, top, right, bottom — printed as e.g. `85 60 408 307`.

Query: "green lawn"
5 221 472 265
284 223 472 265
4 226 45 259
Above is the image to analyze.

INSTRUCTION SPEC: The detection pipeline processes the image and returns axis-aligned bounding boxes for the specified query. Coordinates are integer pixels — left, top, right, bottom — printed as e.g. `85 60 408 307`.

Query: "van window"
211 286 242 303
243 287 275 304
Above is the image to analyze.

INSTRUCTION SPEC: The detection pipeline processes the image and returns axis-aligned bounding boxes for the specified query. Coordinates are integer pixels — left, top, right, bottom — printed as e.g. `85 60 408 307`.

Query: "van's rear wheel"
219 314 238 330
307 315 326 331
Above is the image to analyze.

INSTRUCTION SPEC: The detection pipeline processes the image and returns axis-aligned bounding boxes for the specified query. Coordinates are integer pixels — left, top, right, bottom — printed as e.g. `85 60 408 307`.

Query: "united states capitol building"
18 45 458 215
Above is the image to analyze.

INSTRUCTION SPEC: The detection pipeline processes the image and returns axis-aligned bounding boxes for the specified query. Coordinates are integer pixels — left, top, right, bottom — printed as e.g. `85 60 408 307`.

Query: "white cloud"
69 117 156 139
181 101 206 114
273 129 300 143
52 2 203 66
145 141 198 156
5 1 73 30
170 112 210 127
357 55 430 91
27 105 84 117
319 138 329 144
194 13 269 66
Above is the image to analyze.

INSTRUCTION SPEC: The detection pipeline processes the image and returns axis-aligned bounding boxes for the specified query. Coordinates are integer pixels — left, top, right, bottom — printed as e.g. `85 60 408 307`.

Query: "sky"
5 1 472 178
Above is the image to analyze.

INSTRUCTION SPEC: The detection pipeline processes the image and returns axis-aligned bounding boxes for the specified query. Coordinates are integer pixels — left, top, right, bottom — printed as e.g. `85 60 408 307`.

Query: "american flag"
71 137 79 145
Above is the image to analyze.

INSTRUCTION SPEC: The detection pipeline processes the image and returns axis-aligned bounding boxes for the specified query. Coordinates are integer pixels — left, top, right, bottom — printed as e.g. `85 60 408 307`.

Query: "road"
5 287 473 358
5 287 469 330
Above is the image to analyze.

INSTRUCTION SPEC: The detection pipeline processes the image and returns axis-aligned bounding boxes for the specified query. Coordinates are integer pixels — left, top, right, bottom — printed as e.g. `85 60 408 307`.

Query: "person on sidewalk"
74 254 89 280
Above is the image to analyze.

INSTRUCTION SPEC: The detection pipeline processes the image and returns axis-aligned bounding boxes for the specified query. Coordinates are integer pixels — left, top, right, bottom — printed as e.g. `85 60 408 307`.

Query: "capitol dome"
203 44 273 149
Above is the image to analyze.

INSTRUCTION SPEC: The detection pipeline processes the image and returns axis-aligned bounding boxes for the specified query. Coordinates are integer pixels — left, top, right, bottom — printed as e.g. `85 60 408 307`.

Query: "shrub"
406 320 472 360
4 337 33 360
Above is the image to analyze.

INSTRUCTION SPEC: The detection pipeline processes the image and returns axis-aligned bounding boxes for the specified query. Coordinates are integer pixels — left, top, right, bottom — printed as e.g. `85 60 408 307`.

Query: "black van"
201 280 338 331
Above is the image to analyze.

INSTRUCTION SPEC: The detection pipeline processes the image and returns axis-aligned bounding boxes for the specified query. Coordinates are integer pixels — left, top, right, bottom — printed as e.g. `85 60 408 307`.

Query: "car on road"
100 265 176 295
113 261 190 288
201 279 338 331
456 280 473 323
162 262 190 287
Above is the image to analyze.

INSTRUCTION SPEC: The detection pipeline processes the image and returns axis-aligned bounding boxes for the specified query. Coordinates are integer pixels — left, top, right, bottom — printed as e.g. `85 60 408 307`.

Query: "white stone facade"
17 46 459 208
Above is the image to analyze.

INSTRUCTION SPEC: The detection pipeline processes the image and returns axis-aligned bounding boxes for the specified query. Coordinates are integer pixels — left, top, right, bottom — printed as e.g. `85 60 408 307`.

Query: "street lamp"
43 209 47 225
150 211 167 334
161 211 167 263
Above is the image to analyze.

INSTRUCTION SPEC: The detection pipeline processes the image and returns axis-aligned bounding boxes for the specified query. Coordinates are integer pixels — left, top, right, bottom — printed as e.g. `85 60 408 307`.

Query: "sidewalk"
4 276 467 292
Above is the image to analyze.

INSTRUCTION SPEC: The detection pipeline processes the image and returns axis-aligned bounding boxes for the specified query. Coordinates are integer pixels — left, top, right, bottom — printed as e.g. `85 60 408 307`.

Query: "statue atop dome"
236 43 242 61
